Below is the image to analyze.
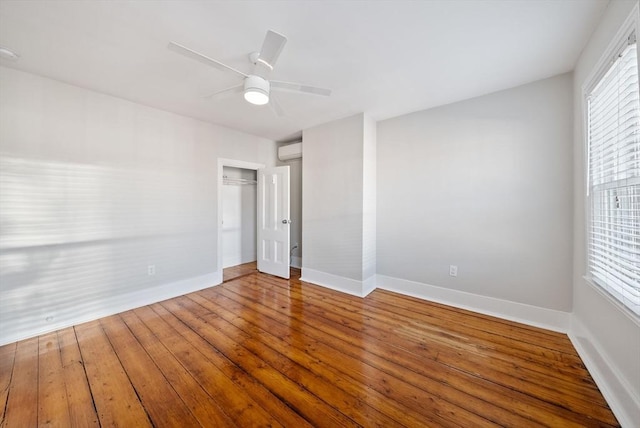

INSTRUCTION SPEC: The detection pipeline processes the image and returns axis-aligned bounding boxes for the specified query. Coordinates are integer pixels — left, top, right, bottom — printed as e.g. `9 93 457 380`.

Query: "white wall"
377 73 574 319
301 113 376 295
570 1 640 426
303 114 364 281
362 115 376 285
222 167 257 268
0 66 275 345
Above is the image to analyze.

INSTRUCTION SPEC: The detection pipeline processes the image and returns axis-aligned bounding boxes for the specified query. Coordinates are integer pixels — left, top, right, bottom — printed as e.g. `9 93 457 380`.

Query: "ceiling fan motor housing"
244 75 270 105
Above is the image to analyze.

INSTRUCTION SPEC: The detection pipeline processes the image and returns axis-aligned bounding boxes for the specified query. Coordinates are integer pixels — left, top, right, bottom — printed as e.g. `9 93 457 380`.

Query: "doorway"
217 158 292 282
222 166 257 269
217 159 265 281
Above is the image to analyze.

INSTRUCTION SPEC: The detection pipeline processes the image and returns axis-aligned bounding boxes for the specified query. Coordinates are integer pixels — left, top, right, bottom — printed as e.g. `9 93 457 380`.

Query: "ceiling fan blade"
257 30 287 70
269 93 286 117
271 80 331 97
203 84 243 99
168 41 248 78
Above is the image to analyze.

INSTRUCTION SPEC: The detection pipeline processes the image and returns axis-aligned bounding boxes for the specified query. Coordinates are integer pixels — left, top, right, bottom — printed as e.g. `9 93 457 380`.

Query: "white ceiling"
0 0 608 141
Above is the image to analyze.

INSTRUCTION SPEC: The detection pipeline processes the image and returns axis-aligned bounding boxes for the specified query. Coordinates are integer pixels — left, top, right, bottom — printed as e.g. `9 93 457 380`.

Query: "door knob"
282 219 292 224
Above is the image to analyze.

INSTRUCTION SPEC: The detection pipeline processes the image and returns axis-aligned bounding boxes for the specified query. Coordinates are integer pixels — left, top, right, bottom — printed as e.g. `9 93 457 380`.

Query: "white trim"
212 268 223 285
217 158 265 277
362 274 377 297
376 275 571 332
582 3 638 96
569 318 640 428
218 158 267 171
0 271 222 346
300 268 373 297
301 270 570 331
581 3 640 319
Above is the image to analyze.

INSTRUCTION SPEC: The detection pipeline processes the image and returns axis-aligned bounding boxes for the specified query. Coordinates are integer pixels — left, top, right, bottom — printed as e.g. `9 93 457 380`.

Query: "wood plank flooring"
0 265 619 427
223 261 258 282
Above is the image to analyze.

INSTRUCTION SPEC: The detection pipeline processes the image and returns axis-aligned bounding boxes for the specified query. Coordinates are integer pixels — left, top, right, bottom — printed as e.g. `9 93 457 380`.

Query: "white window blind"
587 34 640 316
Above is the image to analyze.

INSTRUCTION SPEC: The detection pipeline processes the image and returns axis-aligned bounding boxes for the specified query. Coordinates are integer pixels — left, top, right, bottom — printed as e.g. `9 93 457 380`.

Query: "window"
586 30 640 316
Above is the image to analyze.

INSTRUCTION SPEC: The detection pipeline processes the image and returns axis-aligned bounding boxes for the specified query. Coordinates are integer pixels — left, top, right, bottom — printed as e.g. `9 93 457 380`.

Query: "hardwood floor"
0 265 619 427
222 261 258 282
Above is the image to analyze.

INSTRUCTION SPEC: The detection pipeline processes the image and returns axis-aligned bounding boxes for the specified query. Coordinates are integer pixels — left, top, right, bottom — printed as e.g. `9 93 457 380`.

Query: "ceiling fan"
168 30 331 114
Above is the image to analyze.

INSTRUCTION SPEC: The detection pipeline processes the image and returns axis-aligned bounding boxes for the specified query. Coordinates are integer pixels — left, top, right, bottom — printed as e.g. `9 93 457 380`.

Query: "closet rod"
223 176 257 185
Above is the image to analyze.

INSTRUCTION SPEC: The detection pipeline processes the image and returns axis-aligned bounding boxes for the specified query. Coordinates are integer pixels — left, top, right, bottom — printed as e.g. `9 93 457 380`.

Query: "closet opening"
221 166 257 276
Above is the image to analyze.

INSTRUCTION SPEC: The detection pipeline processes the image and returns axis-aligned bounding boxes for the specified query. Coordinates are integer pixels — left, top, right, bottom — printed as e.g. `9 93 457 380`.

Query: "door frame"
217 158 265 283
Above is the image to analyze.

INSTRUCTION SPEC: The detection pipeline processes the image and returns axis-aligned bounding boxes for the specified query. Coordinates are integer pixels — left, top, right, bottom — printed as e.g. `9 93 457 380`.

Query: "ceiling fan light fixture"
244 88 269 105
244 75 270 105
168 31 331 113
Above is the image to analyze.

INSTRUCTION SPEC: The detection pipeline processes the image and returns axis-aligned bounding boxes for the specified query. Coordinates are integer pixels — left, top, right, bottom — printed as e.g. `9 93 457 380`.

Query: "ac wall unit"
278 142 302 161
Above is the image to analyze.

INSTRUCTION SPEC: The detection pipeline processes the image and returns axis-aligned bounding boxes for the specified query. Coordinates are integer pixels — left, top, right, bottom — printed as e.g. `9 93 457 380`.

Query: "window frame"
582 4 640 320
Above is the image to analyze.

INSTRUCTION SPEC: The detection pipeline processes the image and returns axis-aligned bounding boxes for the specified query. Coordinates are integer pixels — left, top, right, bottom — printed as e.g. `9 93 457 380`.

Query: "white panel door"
257 166 290 279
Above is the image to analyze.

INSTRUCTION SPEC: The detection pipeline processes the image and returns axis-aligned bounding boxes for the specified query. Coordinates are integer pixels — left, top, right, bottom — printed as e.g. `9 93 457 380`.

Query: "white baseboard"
298 271 570 331
223 255 256 269
569 319 639 428
362 274 377 296
212 269 223 285
376 274 571 333
0 271 222 346
300 268 372 297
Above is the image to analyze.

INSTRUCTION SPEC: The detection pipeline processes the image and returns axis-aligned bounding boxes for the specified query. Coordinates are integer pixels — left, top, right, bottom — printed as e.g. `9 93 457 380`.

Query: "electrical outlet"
148 265 156 276
449 265 458 277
